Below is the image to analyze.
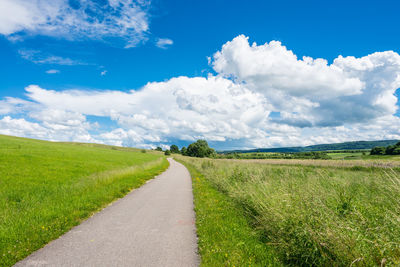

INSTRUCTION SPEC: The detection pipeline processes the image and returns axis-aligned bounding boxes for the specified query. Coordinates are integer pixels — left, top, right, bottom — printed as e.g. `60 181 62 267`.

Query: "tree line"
370 141 400 155
155 140 216 158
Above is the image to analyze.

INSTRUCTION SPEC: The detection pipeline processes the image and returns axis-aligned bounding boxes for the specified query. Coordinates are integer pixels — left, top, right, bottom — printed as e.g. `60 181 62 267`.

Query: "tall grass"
178 156 400 266
177 158 281 266
0 135 168 266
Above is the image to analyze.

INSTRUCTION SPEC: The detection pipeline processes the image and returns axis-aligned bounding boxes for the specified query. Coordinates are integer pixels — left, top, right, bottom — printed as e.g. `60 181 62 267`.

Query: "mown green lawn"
0 135 168 266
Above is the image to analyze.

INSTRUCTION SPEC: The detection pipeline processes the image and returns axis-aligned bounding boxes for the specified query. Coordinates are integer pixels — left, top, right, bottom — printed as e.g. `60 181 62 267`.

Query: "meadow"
176 155 400 266
0 135 168 266
327 151 400 161
219 151 400 161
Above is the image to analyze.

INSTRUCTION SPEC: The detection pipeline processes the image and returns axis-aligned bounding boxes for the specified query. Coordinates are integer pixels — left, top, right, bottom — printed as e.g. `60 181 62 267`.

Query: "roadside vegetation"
0 135 168 266
175 156 281 266
177 155 400 266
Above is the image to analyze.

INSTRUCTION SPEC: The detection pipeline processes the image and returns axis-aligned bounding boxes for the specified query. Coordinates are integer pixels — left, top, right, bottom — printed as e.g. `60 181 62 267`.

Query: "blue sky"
0 0 399 149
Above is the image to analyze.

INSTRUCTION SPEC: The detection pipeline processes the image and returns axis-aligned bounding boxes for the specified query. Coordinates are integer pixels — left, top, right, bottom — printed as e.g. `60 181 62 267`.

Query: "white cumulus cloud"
15 77 268 147
0 35 399 149
212 35 400 127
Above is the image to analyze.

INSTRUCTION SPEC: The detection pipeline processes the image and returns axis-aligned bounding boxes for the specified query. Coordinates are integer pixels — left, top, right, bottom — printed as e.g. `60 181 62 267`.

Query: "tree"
386 145 396 155
393 147 400 155
371 141 400 155
170 144 180 154
181 146 187 156
370 146 386 155
186 140 216 158
164 150 171 155
155 146 163 151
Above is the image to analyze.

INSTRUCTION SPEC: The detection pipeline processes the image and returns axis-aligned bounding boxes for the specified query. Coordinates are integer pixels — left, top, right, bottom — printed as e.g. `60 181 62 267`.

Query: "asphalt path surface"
15 158 199 267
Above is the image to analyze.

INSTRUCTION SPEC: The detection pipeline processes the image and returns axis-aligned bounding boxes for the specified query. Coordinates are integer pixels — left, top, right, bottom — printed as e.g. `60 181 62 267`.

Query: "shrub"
164 150 171 156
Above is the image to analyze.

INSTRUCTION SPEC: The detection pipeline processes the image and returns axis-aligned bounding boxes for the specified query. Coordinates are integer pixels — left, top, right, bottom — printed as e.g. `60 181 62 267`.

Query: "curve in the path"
15 158 199 267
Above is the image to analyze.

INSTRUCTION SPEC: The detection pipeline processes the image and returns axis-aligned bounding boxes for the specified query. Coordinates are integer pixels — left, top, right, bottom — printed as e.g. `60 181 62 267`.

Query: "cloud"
0 115 95 143
0 116 47 138
19 49 87 65
156 38 173 49
45 69 60 74
0 0 150 48
21 78 268 143
0 97 32 115
212 35 400 127
1 35 400 149
213 36 364 98
0 78 270 148
100 70 108 76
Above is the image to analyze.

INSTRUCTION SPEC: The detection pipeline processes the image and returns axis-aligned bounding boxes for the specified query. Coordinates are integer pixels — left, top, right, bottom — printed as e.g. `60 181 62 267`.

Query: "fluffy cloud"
0 0 149 48
1 35 399 149
0 97 32 115
213 36 364 98
14 77 268 147
0 116 48 138
212 35 400 127
0 115 95 143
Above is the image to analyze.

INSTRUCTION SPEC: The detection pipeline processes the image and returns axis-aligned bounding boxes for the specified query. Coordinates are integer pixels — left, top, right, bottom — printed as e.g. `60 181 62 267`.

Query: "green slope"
0 135 168 266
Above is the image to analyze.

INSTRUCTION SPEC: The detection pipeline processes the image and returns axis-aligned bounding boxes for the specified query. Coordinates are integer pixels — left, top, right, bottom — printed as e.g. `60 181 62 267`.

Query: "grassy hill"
0 135 168 266
223 140 400 153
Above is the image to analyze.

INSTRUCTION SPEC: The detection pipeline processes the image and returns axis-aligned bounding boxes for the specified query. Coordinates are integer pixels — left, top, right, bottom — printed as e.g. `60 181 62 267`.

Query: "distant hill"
222 140 400 154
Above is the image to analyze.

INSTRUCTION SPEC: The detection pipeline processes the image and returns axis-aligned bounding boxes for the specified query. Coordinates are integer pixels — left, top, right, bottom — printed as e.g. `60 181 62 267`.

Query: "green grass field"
328 152 400 160
176 155 400 266
0 135 168 266
220 151 400 161
326 152 365 159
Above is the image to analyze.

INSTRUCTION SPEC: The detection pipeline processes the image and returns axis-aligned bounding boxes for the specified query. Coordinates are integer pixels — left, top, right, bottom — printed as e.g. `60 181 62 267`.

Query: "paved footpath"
16 158 199 267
